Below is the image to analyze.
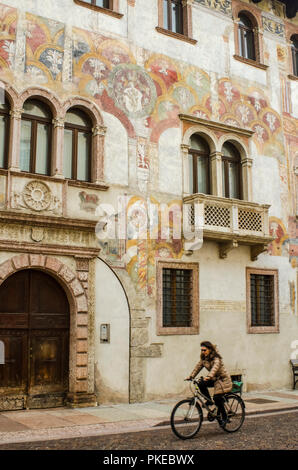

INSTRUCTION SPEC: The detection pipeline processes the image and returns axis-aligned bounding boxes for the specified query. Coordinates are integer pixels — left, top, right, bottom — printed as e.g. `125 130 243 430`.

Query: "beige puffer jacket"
190 355 233 395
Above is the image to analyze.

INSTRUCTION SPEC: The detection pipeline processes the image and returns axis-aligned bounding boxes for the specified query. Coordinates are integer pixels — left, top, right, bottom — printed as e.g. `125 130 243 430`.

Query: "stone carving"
13 180 61 214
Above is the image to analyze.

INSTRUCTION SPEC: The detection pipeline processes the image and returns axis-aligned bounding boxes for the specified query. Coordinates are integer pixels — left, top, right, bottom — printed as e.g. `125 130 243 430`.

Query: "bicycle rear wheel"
170 399 203 440
222 393 245 433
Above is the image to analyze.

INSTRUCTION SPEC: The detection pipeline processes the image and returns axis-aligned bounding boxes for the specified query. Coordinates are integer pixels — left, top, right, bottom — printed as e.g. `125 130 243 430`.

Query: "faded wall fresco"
0 1 296 292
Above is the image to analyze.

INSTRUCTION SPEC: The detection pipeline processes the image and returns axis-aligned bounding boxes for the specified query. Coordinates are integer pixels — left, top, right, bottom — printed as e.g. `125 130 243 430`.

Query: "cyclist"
185 341 233 426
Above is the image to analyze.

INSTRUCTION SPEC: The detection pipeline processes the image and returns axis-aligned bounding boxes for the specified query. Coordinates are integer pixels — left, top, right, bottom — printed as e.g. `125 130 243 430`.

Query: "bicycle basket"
231 380 243 394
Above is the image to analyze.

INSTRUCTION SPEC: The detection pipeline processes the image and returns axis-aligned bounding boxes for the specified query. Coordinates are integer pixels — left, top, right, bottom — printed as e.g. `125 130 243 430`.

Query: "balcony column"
242 158 253 202
52 117 65 178
8 108 23 172
210 151 222 197
92 125 106 184
181 144 190 195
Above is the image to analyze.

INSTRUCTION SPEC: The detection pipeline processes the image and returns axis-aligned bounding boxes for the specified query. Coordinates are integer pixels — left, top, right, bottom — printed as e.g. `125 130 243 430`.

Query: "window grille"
162 268 192 327
250 274 275 327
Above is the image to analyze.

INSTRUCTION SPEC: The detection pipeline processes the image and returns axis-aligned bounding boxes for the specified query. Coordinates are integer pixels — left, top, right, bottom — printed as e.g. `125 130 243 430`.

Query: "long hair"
200 341 222 361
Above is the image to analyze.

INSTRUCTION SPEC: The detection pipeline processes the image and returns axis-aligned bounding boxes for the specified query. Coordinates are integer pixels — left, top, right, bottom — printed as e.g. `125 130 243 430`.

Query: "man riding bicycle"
186 341 233 426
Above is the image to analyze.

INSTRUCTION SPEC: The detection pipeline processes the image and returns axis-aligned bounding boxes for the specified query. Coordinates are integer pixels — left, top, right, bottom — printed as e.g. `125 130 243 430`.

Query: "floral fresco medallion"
39 48 64 80
107 64 157 119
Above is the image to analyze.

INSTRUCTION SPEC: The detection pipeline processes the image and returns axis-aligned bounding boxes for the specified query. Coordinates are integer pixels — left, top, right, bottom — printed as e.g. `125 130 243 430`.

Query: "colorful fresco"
268 217 298 267
0 4 17 72
194 0 232 16
0 2 296 292
262 16 285 37
25 13 65 83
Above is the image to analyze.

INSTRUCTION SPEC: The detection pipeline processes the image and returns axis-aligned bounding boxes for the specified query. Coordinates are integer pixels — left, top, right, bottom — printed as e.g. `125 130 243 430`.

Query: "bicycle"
170 377 246 440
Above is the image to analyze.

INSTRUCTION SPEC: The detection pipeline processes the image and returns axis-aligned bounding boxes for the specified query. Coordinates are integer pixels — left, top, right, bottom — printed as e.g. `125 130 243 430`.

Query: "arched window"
63 108 92 182
188 134 210 194
222 142 242 199
163 0 183 34
20 99 52 175
238 13 256 61
0 99 9 169
291 35 298 77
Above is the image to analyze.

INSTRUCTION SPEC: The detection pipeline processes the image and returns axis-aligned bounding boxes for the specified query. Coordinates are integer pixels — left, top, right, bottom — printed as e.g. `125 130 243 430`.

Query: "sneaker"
217 416 230 427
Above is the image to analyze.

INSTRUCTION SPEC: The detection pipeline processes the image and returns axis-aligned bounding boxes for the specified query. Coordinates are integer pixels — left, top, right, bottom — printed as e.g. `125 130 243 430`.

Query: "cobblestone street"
0 410 297 451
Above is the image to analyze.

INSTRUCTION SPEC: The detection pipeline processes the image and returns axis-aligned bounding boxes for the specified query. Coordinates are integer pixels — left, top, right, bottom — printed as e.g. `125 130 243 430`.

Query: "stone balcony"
183 193 274 260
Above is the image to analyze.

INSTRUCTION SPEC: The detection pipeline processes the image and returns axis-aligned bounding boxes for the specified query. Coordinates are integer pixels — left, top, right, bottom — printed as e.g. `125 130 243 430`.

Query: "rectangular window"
162 268 192 327
163 0 183 35
20 120 32 172
246 268 279 334
63 129 73 179
35 123 50 175
73 0 123 17
157 262 199 335
0 115 6 168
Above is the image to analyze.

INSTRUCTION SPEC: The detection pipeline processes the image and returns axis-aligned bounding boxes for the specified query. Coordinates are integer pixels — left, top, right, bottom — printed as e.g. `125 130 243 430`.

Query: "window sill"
247 326 280 334
233 55 268 70
67 179 109 191
288 74 298 81
8 171 109 191
157 326 199 336
156 27 197 45
74 0 123 18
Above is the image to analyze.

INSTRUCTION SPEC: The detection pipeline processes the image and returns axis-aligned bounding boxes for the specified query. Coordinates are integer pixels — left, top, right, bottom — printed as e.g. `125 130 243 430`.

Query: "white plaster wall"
145 244 298 398
290 80 298 118
102 111 129 186
158 127 182 196
8 0 128 38
251 150 282 217
94 258 130 403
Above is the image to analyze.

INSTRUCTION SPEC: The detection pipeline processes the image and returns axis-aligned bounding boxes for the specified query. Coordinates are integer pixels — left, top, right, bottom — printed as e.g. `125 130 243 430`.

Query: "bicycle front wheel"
222 394 245 433
170 399 203 440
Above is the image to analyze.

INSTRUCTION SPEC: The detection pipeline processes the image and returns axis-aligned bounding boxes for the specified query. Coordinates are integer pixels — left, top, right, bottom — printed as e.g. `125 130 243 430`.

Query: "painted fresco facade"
0 0 297 409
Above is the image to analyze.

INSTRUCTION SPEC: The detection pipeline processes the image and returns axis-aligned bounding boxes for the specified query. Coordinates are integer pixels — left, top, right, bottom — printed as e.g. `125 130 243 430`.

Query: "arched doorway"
0 270 70 409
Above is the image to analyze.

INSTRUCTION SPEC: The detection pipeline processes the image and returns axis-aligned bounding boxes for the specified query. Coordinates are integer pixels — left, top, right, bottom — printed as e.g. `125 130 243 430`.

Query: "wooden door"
0 270 70 409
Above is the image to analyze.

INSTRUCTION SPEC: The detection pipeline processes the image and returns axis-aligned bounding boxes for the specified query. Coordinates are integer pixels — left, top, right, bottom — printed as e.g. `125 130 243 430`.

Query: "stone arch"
0 253 91 402
232 4 262 30
0 81 19 109
18 87 62 119
94 257 131 403
182 125 217 153
218 134 249 160
62 96 104 127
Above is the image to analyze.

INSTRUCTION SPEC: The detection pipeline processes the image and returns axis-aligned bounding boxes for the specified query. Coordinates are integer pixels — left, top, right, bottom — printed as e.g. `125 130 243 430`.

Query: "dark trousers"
198 379 227 419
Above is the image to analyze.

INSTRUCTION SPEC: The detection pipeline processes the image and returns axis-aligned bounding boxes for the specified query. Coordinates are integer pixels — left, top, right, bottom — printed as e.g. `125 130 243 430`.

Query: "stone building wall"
0 0 296 406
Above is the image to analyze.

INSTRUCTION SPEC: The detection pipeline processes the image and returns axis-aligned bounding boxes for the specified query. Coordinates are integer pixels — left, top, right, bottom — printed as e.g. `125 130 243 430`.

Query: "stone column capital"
9 108 23 120
92 125 107 137
52 117 65 129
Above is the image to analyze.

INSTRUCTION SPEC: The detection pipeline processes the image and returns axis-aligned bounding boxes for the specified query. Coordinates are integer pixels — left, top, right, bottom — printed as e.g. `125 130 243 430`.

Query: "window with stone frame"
63 108 92 183
238 12 256 61
0 98 9 170
222 142 242 200
73 0 122 18
20 99 52 176
163 0 184 34
188 134 211 195
291 35 298 78
156 0 196 44
157 261 199 335
246 268 279 334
